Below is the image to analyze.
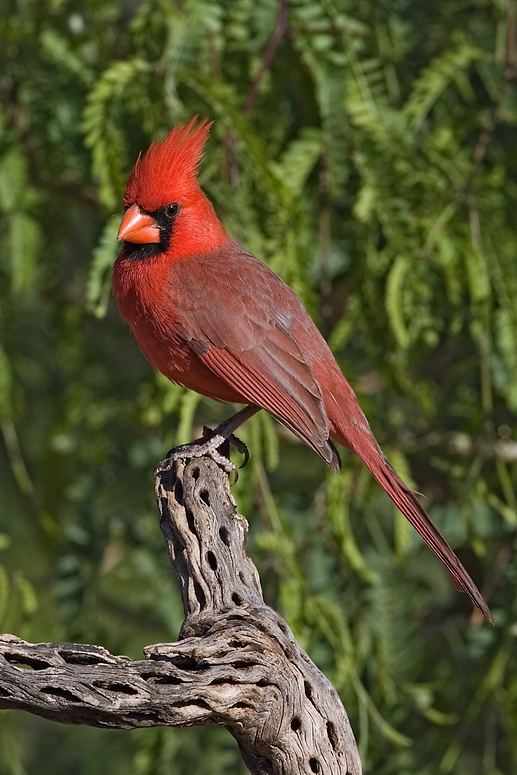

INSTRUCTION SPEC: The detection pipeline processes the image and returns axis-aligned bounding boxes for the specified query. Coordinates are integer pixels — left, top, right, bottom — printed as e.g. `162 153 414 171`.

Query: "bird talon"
226 433 250 469
154 457 174 477
155 432 240 479
201 425 215 441
206 447 238 476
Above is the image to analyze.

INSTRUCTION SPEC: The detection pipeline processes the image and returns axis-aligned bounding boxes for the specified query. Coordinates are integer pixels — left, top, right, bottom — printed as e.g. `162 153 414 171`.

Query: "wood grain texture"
0 456 361 775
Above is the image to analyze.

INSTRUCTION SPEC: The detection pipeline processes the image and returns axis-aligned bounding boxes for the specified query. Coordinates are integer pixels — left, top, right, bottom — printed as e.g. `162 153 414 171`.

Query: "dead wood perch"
0 455 361 775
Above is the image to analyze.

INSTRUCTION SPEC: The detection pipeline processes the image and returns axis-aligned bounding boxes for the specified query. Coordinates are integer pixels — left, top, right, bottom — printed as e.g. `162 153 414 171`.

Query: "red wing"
199 340 340 471
170 246 340 471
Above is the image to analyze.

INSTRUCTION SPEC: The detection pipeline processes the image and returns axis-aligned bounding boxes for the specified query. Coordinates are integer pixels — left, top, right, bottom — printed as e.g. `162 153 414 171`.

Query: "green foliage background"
1 0 517 772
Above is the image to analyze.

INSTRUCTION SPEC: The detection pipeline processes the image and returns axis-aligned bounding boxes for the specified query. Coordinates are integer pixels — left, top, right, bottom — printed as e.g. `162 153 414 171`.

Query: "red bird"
113 117 492 622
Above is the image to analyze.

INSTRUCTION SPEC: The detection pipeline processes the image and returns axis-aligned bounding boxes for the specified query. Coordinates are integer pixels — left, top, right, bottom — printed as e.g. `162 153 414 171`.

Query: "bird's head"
117 117 227 261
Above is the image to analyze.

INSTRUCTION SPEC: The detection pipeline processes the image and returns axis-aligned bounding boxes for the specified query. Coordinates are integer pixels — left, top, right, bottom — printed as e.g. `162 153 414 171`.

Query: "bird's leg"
156 405 260 476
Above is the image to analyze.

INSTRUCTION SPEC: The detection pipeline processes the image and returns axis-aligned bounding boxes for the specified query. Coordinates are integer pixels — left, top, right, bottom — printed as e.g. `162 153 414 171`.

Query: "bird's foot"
154 426 249 479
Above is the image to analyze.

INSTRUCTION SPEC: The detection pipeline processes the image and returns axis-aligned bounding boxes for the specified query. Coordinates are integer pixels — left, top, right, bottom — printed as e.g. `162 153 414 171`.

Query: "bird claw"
228 433 250 468
155 430 249 481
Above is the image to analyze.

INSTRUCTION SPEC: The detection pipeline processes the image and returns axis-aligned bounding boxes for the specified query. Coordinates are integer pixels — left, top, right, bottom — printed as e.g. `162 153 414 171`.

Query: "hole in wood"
164 654 199 670
309 758 320 773
93 681 139 695
304 681 312 699
194 581 206 608
5 660 33 670
219 526 230 546
239 571 245 582
172 534 186 556
185 507 196 534
226 613 248 622
41 687 81 703
229 639 246 649
231 592 243 606
140 672 182 685
58 651 109 666
291 717 301 731
191 467 200 481
206 551 217 570
327 720 338 751
126 710 162 723
174 478 184 505
277 621 288 634
200 490 210 505
178 698 211 710
5 654 50 670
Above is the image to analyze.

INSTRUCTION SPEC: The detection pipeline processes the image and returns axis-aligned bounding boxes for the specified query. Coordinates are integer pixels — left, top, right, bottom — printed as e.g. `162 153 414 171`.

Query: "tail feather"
375 461 493 622
332 425 493 622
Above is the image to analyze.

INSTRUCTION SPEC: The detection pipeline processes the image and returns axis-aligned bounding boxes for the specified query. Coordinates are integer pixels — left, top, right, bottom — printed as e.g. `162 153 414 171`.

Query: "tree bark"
0 456 362 775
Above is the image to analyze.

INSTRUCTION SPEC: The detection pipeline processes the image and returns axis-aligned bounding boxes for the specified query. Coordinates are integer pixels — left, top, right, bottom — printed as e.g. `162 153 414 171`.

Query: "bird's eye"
165 203 180 219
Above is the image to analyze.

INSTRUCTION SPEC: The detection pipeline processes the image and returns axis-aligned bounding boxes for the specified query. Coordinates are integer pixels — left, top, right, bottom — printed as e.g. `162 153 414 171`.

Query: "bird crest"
123 117 212 211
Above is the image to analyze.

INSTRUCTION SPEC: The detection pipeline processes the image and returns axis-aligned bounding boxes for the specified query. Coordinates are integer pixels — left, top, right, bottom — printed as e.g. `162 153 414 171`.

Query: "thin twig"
243 0 289 115
507 0 516 74
206 28 222 80
470 542 513 627
319 150 333 336
468 0 517 172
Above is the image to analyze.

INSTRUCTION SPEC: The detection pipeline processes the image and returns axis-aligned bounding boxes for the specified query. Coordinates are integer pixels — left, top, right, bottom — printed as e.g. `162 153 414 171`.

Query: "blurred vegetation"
1 0 517 772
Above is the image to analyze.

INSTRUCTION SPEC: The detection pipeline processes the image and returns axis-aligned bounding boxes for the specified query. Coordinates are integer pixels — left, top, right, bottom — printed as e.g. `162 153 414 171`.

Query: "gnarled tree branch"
0 456 361 775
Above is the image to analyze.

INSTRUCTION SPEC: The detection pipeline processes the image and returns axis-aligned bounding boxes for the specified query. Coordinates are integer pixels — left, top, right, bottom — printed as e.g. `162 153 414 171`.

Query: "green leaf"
326 470 379 584
9 211 40 292
87 217 120 317
0 344 13 420
385 255 411 348
275 128 322 197
405 35 484 131
83 58 151 210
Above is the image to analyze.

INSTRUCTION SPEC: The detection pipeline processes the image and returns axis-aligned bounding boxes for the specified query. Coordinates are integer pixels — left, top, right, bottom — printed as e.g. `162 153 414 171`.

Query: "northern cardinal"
113 117 492 622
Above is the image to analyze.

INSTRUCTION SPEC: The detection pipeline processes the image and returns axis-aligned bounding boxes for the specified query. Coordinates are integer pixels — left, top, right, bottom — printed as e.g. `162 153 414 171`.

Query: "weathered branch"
0 456 361 775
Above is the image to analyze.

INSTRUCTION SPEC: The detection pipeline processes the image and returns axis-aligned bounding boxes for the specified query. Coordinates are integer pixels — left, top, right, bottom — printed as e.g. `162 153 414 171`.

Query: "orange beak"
117 203 160 244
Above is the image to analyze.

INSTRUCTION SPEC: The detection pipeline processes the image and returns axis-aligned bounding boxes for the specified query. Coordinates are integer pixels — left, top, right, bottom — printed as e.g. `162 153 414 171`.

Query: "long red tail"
331 421 493 622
